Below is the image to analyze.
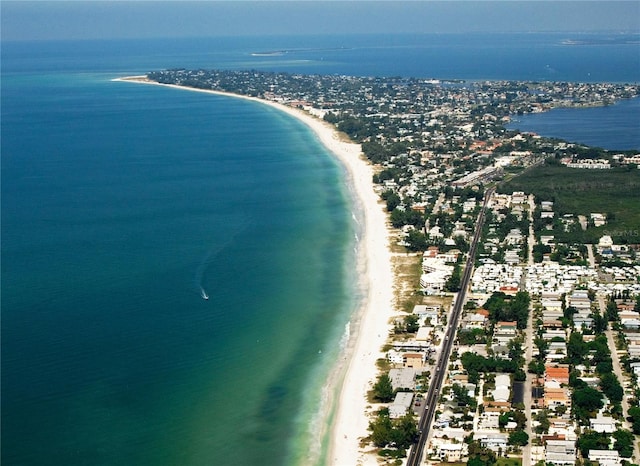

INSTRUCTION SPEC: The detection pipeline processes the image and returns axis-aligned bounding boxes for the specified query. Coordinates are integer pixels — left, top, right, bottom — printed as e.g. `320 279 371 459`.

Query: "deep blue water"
2 33 639 466
507 96 640 150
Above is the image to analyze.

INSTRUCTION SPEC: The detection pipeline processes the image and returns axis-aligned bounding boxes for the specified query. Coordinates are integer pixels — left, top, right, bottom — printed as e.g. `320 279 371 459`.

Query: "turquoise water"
2 33 639 466
2 72 355 465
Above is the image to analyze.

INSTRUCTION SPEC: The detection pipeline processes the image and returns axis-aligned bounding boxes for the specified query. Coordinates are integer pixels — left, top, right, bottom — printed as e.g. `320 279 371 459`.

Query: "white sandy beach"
115 76 395 465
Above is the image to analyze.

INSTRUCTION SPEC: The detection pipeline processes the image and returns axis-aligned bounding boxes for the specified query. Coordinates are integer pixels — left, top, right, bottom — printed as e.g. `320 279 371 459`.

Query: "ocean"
2 33 639 466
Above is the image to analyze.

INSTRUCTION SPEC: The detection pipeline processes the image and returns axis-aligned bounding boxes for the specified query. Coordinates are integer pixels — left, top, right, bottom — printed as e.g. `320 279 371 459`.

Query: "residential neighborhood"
374 191 640 466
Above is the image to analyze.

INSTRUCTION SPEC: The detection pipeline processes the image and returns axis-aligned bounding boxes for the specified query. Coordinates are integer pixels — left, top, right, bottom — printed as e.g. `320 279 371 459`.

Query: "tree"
453 383 477 409
381 190 401 212
508 430 529 446
534 410 551 434
391 412 419 449
373 373 394 402
368 409 393 447
612 429 634 458
595 360 613 374
567 331 588 366
528 360 545 376
605 298 620 322
564 305 577 322
573 386 604 421
404 314 420 333
511 291 531 329
532 244 551 262
512 410 527 430
367 409 418 451
467 440 497 466
362 141 388 163
591 310 608 333
577 431 610 457
508 338 525 364
590 335 612 366
458 328 486 345
445 264 462 292
628 406 640 434
599 372 623 403
482 291 529 329
406 229 428 252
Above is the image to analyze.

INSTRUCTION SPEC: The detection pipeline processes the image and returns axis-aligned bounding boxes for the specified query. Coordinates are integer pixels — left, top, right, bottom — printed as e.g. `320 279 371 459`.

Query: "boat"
201 289 209 300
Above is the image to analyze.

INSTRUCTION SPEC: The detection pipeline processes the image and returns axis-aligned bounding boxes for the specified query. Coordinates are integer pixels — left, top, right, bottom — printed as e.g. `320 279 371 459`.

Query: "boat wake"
194 232 242 302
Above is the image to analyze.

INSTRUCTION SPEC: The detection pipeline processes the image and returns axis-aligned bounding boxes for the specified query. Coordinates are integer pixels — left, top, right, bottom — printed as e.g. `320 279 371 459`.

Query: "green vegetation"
572 386 605 422
508 429 529 447
500 163 640 243
533 410 551 434
577 431 610 457
445 264 462 292
576 429 636 459
629 406 640 434
599 372 624 403
394 314 420 334
496 459 521 466
483 291 530 330
612 429 635 458
452 383 477 409
460 352 520 384
372 373 394 402
368 409 419 454
467 440 497 466
457 328 488 345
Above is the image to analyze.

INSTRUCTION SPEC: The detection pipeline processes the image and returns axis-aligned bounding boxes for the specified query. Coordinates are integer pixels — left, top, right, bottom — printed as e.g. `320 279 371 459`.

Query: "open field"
500 164 640 243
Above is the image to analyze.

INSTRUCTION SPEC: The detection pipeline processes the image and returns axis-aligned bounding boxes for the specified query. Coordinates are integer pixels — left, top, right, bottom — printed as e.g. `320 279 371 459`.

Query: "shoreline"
115 76 395 465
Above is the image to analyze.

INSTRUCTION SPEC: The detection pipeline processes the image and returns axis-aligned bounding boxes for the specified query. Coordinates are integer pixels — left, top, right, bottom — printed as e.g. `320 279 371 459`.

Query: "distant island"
250 46 350 57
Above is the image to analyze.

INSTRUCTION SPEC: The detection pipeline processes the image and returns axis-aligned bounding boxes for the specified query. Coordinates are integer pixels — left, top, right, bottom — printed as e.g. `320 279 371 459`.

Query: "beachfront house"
389 392 414 419
388 368 420 391
403 352 426 369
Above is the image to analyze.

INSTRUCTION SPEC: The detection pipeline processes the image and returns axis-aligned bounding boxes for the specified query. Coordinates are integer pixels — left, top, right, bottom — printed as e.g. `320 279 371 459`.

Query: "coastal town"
143 69 640 466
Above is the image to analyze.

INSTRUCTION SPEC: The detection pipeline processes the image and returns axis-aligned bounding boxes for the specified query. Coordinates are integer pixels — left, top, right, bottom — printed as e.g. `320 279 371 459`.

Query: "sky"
2 1 639 42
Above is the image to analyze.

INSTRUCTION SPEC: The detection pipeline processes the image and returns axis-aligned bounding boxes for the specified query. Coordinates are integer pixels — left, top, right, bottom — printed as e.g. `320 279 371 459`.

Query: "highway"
407 187 494 466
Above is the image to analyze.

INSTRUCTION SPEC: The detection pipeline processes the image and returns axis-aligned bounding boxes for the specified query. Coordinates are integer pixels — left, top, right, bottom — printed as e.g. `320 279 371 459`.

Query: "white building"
478 432 508 453
589 449 622 466
590 413 618 433
389 392 414 419
545 439 577 465
492 373 511 402
438 443 464 462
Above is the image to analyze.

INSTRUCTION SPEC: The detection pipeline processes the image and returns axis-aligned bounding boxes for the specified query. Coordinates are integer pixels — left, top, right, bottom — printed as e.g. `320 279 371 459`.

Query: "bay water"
507 96 640 150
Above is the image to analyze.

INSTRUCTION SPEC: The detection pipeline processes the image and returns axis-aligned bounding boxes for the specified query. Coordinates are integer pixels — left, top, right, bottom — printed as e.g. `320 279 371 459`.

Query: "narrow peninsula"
119 70 640 466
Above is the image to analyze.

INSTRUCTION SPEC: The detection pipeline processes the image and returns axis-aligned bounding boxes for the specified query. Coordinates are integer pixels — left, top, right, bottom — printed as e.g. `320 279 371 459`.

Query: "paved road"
598 295 640 463
407 187 494 466
590 245 639 462
521 193 536 466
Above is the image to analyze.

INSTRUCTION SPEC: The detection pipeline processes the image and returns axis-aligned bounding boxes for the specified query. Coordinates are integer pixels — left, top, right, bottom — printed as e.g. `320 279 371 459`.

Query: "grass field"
499 164 640 244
